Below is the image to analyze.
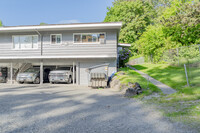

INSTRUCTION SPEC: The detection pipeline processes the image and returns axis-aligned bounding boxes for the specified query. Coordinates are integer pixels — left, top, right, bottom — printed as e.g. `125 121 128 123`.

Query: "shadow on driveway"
0 85 198 133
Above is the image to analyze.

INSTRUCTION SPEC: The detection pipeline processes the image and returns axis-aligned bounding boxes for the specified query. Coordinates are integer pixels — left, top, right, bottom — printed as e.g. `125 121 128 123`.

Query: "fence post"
147 77 149 89
151 54 153 63
184 64 189 87
177 48 179 66
198 45 200 55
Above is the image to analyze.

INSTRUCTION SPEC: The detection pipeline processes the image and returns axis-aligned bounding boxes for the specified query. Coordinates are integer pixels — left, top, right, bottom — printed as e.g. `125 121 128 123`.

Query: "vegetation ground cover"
133 64 200 126
116 67 162 98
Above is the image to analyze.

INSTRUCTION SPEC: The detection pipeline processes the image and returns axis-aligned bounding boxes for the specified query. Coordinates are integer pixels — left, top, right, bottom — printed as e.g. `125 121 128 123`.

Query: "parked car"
49 66 74 84
16 67 49 84
0 67 8 83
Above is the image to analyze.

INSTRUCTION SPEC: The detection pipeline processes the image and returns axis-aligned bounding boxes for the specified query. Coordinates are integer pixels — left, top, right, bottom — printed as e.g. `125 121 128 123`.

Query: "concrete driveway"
0 84 198 133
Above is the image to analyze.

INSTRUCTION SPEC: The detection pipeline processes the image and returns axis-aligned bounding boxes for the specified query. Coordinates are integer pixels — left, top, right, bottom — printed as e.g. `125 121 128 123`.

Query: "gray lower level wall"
79 59 116 85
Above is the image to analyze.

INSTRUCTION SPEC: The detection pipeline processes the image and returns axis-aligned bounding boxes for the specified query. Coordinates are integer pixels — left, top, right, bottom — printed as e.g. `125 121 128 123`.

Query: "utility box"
90 73 107 88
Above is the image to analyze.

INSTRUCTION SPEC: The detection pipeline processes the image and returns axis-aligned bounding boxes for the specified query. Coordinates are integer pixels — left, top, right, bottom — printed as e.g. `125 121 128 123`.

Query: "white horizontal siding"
0 29 117 58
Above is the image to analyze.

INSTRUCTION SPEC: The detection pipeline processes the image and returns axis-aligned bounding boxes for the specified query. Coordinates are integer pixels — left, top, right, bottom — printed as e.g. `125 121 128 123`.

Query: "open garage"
0 58 116 86
0 59 77 85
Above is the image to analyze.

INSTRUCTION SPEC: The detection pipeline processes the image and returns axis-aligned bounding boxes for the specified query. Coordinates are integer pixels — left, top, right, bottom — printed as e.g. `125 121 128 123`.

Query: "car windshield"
56 67 71 70
25 68 40 73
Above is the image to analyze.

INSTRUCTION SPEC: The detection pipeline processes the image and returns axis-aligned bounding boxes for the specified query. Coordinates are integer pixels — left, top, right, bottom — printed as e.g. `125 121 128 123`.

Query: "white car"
49 67 75 84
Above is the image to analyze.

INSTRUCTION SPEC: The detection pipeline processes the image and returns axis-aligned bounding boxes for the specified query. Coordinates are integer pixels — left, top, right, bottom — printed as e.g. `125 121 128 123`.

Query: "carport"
41 59 77 85
0 58 117 86
0 58 77 85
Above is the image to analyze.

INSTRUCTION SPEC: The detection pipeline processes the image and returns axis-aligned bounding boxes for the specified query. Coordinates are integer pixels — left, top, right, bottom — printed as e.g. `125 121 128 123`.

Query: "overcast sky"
0 0 114 26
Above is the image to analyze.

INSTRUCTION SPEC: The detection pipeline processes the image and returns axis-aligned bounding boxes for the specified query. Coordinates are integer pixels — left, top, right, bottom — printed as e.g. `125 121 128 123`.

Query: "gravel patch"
0 84 198 133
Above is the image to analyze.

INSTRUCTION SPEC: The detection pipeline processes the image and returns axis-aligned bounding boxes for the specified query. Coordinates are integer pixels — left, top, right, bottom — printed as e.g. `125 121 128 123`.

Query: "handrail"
86 63 109 71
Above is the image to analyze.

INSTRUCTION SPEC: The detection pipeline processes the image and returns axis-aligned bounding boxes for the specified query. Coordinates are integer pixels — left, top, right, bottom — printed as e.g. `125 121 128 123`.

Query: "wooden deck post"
73 61 75 85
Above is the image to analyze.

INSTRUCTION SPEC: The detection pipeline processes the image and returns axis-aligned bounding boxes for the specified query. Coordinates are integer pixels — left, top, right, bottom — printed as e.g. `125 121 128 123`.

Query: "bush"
134 25 176 63
119 48 132 67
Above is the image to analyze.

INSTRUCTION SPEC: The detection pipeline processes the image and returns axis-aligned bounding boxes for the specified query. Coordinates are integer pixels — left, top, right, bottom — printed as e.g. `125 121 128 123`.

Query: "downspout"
35 29 43 56
35 29 43 84
117 30 120 71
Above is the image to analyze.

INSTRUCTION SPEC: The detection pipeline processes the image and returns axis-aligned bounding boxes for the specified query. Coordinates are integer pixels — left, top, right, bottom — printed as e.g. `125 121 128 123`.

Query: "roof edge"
0 22 122 32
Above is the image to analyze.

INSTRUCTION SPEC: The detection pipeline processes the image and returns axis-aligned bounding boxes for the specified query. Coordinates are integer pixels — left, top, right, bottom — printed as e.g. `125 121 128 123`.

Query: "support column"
40 60 43 85
76 62 80 85
73 61 75 85
10 62 13 84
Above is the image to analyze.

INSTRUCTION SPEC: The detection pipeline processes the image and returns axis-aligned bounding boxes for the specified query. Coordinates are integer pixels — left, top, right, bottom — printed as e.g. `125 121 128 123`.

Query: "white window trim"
73 32 106 44
50 34 62 45
12 35 39 50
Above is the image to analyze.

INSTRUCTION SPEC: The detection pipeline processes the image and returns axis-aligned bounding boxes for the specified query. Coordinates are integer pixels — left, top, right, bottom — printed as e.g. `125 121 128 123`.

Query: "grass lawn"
133 64 200 101
133 63 200 126
133 64 200 89
116 67 162 98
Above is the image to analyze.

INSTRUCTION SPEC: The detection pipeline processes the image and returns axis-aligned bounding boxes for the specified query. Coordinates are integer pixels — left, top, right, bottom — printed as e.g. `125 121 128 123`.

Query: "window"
51 34 62 44
74 34 81 43
73 33 105 44
13 35 38 49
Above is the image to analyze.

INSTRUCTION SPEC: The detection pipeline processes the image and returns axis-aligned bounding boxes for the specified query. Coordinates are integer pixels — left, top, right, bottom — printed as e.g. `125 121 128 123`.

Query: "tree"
135 0 200 62
40 22 47 25
104 0 156 44
134 24 178 62
0 20 3 27
160 0 200 45
113 0 173 8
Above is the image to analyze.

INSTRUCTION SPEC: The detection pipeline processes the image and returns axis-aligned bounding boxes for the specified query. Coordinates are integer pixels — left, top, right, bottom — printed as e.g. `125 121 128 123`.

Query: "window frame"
73 32 106 44
12 35 39 50
50 34 62 45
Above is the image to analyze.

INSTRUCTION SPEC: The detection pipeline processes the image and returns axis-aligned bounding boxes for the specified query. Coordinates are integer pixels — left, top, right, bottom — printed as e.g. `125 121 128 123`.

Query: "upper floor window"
51 34 62 44
13 35 38 49
73 33 105 44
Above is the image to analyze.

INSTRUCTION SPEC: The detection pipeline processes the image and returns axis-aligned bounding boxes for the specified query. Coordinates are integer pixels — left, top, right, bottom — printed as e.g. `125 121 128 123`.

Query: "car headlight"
28 74 34 78
65 72 69 75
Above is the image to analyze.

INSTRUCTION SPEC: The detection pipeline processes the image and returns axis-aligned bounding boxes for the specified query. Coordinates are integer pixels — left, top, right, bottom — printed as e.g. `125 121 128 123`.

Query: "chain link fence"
161 45 200 87
127 57 145 66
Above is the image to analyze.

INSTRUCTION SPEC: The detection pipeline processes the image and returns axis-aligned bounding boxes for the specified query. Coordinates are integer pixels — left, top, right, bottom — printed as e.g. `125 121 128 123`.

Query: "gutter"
86 63 110 71
0 56 117 60
0 22 122 32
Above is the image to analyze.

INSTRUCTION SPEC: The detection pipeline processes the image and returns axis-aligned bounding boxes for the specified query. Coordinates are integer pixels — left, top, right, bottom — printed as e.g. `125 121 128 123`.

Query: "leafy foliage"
161 1 200 45
113 0 172 7
0 20 3 27
104 0 156 44
39 22 47 25
135 25 168 62
106 0 200 63
178 46 200 59
119 48 132 67
161 45 200 66
133 0 200 62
